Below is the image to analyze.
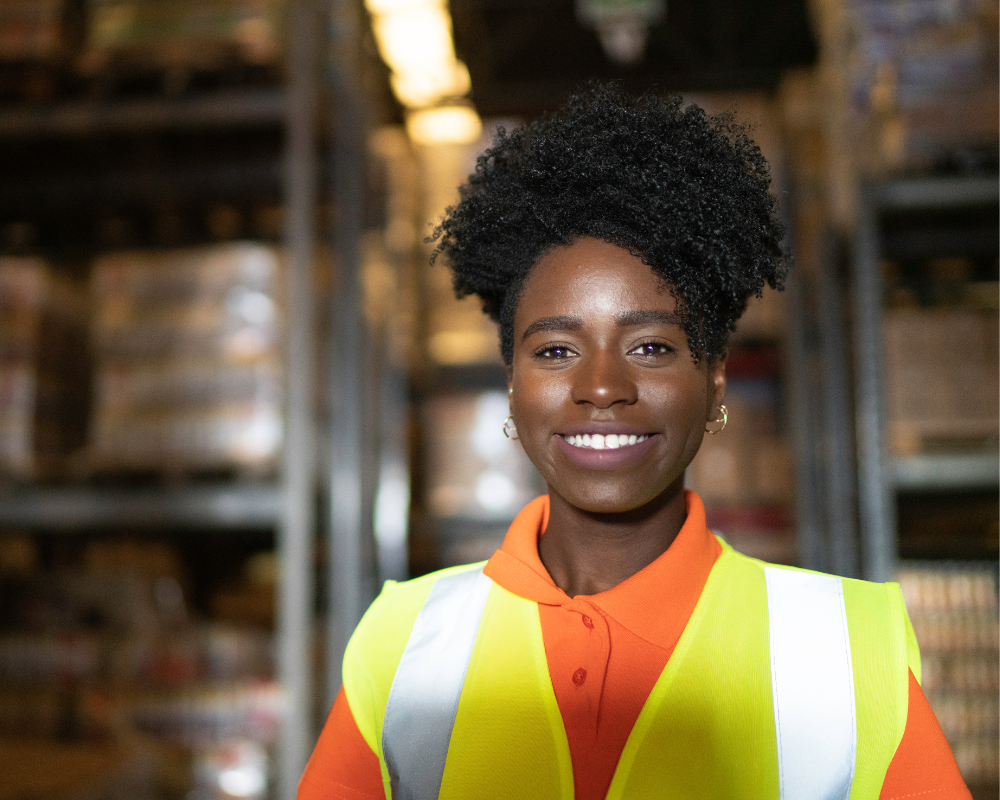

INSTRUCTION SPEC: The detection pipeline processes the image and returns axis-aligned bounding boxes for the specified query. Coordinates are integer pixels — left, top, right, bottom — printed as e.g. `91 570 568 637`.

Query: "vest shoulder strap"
382 565 493 800
748 550 912 800
341 561 490 796
764 564 857 800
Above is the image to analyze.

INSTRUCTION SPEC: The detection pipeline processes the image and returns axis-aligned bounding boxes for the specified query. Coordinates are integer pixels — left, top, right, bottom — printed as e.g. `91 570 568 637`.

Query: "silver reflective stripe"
382 566 493 800
765 567 857 800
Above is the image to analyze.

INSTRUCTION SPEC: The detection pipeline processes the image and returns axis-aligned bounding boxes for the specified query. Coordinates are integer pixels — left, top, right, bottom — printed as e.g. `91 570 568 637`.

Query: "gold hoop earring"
502 415 519 440
706 404 727 434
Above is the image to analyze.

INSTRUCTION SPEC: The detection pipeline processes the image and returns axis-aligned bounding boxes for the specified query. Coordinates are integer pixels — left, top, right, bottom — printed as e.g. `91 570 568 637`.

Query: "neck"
538 480 689 597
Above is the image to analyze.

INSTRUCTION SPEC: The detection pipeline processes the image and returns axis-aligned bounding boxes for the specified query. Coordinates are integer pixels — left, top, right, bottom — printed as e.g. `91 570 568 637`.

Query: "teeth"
565 433 650 449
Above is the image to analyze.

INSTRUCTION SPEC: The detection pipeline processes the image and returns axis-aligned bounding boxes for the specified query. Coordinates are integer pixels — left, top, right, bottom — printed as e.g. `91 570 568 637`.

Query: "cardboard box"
884 309 999 454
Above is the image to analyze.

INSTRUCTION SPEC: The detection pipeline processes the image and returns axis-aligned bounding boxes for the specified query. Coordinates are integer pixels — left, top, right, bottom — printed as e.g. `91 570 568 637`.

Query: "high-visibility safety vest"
342 538 922 800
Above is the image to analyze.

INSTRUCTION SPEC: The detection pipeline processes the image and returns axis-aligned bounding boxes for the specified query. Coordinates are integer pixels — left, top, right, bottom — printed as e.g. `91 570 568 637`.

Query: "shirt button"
572 668 587 686
581 615 594 629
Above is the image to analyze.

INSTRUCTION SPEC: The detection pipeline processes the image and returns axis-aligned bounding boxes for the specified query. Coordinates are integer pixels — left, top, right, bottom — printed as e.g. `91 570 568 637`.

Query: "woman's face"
509 236 726 514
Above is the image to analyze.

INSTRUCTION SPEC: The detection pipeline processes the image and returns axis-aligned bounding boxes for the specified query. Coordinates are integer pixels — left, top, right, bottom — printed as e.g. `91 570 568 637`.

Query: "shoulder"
347 561 488 669
718 537 919 674
341 562 488 754
718 535 904 605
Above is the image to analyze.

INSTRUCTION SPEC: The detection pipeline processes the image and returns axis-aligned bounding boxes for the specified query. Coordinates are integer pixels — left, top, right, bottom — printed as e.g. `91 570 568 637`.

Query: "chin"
555 480 674 516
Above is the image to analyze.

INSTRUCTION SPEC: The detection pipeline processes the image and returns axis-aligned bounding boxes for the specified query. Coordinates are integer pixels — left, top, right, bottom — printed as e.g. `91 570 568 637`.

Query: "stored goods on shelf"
897 565 1000 784
884 308 999 456
81 0 284 74
0 536 279 794
424 390 541 521
88 243 284 474
0 257 89 480
0 739 157 800
0 0 66 62
829 0 999 170
119 681 283 745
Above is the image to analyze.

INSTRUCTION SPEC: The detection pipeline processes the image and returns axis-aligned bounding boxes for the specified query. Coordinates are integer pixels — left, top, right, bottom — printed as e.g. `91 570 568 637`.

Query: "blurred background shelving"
0 0 996 797
0 0 380 798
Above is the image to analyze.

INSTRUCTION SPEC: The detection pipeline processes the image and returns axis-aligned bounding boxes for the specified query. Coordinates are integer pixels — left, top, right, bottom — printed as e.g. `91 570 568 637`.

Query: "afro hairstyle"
428 83 788 365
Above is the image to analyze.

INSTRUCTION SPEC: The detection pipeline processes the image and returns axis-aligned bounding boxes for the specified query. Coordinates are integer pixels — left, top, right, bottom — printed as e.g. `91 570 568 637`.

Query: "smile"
562 433 651 449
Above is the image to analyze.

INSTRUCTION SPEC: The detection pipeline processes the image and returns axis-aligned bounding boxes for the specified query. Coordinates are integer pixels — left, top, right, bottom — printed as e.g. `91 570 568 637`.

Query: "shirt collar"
483 490 721 650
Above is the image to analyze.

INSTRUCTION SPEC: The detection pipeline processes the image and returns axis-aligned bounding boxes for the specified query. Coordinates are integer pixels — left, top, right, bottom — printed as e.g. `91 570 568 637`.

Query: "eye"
534 344 577 360
629 341 674 358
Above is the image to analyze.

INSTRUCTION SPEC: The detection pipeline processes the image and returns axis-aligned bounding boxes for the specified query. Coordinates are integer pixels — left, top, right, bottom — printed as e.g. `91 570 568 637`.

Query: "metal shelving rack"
0 1 373 796
852 174 1000 582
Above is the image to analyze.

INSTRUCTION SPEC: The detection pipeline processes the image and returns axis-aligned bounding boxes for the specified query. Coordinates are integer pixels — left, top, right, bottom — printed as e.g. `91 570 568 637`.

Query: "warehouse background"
0 0 996 797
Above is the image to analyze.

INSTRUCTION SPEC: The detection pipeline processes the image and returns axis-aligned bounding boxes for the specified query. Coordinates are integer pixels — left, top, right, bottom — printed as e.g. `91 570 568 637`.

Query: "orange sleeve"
879 669 972 800
298 687 386 800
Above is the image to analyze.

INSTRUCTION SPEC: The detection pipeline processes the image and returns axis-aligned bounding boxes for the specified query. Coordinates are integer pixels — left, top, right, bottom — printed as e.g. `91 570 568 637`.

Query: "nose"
570 349 637 408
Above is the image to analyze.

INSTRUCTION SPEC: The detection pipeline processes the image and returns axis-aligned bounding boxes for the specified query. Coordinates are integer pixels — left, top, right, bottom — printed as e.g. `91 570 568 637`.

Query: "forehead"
516 237 676 323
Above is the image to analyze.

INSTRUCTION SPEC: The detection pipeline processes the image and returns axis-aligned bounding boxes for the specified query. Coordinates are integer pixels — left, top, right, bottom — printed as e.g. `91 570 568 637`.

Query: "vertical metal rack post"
815 231 860 578
326 0 376 710
851 175 999 582
278 0 320 796
784 172 860 577
0 3 340 794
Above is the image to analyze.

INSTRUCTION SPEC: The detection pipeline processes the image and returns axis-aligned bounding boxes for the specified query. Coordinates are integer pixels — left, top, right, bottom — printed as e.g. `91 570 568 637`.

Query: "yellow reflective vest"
342 538 921 800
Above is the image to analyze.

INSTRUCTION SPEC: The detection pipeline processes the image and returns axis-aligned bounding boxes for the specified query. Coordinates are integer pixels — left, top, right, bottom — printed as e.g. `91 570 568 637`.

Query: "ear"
505 364 514 400
707 353 727 418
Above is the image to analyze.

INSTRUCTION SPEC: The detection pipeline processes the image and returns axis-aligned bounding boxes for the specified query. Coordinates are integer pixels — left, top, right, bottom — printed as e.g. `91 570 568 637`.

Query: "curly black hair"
429 83 788 365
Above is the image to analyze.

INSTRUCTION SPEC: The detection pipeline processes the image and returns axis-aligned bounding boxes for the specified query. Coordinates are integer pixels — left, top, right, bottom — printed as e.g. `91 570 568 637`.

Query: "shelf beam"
873 175 998 211
893 453 1000 491
0 89 287 139
0 484 281 530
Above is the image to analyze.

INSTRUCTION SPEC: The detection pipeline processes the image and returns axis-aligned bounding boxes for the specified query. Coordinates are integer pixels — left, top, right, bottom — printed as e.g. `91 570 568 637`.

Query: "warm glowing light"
365 0 444 14
365 0 481 136
407 105 482 145
371 6 455 75
390 62 470 108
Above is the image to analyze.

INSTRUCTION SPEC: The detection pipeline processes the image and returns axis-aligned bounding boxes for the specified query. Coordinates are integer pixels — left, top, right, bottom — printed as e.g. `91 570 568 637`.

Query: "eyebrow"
521 316 582 341
521 309 683 341
615 309 684 328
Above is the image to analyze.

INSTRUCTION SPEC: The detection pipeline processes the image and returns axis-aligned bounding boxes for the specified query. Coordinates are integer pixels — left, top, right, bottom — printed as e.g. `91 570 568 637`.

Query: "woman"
299 85 969 800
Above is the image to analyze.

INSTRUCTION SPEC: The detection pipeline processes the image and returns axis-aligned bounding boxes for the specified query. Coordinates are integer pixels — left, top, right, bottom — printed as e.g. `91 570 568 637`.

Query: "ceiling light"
365 0 444 14
406 105 482 145
391 62 470 108
371 6 456 75
576 0 665 65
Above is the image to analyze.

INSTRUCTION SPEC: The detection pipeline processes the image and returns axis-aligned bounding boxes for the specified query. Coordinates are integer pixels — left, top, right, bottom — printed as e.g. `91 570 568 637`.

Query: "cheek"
647 377 707 420
511 372 566 424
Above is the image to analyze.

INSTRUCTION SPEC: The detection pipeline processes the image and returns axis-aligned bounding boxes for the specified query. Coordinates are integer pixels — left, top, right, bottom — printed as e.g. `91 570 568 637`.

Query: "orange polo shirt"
299 492 970 800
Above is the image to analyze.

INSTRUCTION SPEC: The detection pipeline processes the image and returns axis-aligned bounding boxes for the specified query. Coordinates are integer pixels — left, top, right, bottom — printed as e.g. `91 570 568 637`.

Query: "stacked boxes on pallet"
0 534 280 799
0 257 89 480
813 0 998 175
81 0 284 74
884 309 999 457
0 0 66 62
88 243 284 475
897 566 1000 783
850 0 998 169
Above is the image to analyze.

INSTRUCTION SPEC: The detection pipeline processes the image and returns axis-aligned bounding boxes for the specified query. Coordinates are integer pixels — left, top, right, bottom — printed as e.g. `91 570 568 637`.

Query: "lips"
554 430 658 470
